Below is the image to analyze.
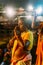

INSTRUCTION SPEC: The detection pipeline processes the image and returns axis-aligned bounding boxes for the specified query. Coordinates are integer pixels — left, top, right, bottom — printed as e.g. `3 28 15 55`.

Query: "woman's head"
41 28 43 35
18 18 23 29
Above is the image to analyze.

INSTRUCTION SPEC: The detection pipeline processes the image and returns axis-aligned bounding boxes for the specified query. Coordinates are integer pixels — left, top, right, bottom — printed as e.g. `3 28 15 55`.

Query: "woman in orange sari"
36 28 43 65
11 26 32 65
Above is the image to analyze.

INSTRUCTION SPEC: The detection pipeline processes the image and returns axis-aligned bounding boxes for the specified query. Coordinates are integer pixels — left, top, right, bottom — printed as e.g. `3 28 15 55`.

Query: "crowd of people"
0 17 43 65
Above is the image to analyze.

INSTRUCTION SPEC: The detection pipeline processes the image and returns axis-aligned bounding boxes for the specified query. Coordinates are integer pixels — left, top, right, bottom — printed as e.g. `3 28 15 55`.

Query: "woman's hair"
14 26 21 37
41 28 43 35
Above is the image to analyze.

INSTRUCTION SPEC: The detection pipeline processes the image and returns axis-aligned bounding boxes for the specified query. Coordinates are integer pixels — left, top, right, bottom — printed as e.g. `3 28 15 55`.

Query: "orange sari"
36 34 43 65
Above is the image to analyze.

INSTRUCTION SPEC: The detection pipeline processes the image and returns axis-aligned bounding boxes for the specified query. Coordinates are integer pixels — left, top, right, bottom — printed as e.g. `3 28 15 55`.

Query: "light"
4 6 16 18
18 7 24 11
26 15 32 19
28 5 33 11
36 6 42 15
37 16 43 21
17 7 25 15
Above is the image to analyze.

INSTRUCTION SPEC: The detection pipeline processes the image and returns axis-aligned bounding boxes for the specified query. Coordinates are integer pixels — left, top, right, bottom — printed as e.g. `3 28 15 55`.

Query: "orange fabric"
36 34 43 65
21 31 29 42
11 39 26 65
40 37 43 63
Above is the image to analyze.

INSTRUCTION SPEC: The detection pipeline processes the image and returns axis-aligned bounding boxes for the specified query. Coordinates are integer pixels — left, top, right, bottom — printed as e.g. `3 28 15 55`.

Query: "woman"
11 26 32 65
36 28 43 65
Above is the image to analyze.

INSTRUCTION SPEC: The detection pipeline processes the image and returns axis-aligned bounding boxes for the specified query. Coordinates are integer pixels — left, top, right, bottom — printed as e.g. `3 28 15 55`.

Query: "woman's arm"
12 40 18 58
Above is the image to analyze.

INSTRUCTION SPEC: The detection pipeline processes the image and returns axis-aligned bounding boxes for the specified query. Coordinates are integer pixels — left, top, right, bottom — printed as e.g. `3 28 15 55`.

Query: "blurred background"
0 0 43 65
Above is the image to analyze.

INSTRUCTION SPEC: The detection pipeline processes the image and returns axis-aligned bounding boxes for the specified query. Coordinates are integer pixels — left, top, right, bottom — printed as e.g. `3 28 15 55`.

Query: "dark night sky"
0 0 43 8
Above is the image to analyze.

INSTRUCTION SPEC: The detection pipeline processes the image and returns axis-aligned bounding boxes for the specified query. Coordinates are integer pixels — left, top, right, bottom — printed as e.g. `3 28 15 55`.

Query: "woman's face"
18 20 24 31
18 19 23 26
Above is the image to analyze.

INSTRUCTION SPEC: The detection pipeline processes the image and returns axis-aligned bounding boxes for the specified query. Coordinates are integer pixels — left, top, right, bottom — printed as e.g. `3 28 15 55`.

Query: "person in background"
35 28 43 65
0 48 3 64
0 43 11 65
